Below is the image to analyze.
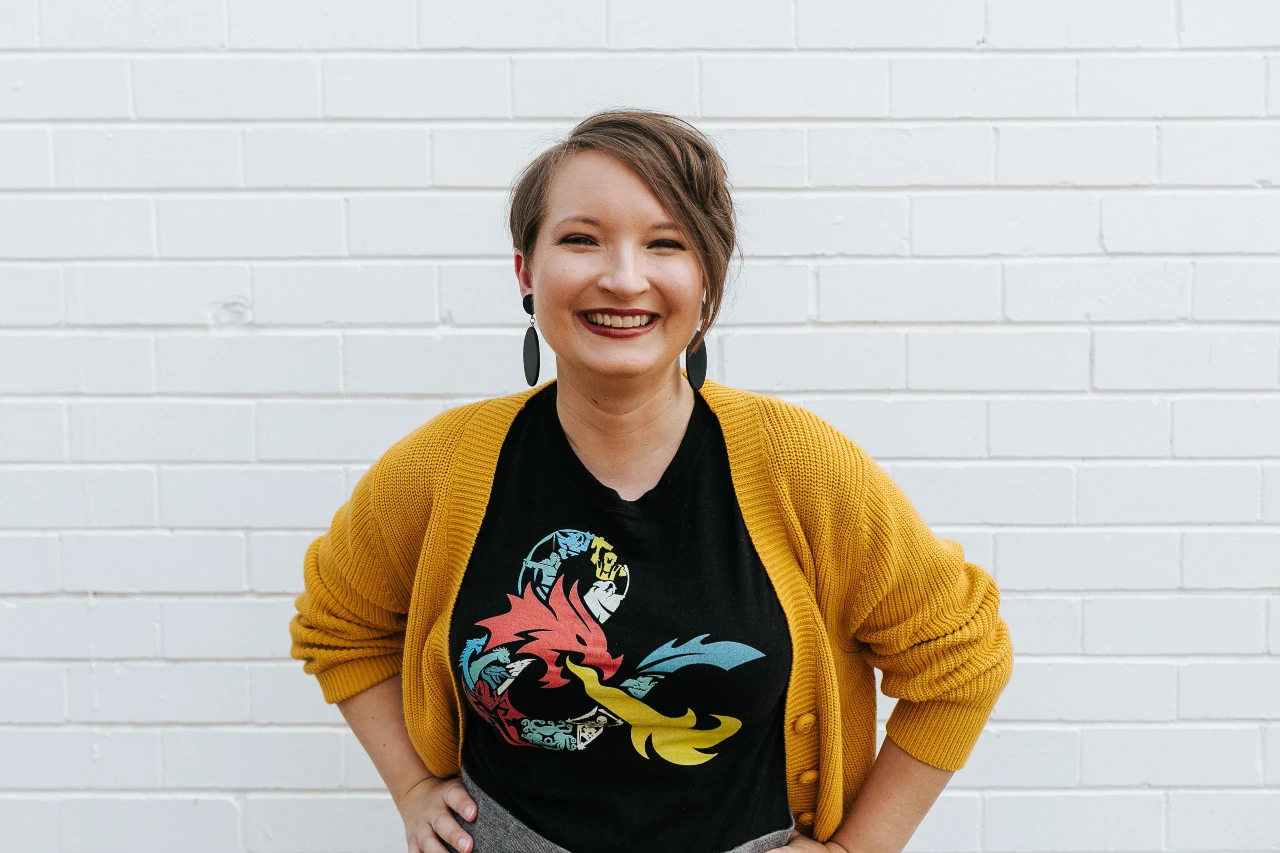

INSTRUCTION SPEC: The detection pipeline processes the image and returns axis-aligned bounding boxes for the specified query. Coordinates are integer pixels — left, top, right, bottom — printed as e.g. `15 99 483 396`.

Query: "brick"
66 264 250 326
1179 662 1280 719
0 599 91 658
712 127 807 189
908 331 1090 391
248 532 317 593
1094 329 1279 390
163 729 343 788
1085 596 1266 654
60 797 240 853
1268 466 1280 522
0 0 37 47
249 663 344 724
89 599 162 658
244 795 403 853
991 662 1176 721
1272 56 1280 115
0 128 51 188
1273 597 1280 653
325 58 509 118
0 534 59 592
244 127 429 188
348 194 509 257
438 262 527 326
516 56 696 118
998 125 1156 186
1182 0 1280 47
162 598 299 659
421 0 602 47
0 728 160 789
1004 259 1191 321
1175 399 1280 457
891 464 1075 525
0 468 154 529
989 399 1171 458
914 193 1100 256
818 262 1000 322
0 402 64 461
811 126 992 188
702 57 886 118
1079 464 1259 523
1106 193 1280 253
228 0 415 48
609 0 789 47
720 331 905 392
1194 260 1280 320
344 331 543 396
0 664 65 722
158 197 344 259
253 263 437 325
431 126 567 188
0 59 129 119
0 799 56 853
1083 726 1261 786
1162 124 1280 185
1082 56 1266 118
1184 532 1280 589
0 198 153 259
1001 596 1081 654
256 400 441 462
892 58 1075 119
62 532 245 593
716 262 810 325
156 334 340 394
159 468 346 529
69 663 249 722
54 128 239 189
134 59 320 119
1268 724 1280 783
70 401 252 462
1168 792 1280 850
801 398 986 459
0 265 62 325
950 728 1079 788
342 731 384 789
797 0 984 47
738 193 908 256
40 0 223 47
902 793 979 852
987 0 1175 47
985 793 1163 852
997 532 1179 591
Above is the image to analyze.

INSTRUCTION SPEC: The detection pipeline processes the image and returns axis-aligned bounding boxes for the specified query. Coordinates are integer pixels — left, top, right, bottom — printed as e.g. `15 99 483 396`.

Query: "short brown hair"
508 109 738 352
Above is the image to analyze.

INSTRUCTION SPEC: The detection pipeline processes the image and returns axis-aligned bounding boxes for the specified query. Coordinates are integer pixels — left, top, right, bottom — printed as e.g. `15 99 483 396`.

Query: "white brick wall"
1 2 1277 850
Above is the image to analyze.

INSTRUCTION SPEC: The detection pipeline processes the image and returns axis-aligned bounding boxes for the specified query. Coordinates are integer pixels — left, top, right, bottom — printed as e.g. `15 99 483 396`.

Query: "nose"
596 244 649 299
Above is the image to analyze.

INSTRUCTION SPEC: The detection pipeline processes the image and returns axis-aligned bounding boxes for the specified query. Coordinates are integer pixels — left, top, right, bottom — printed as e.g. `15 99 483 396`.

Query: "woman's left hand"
768 830 851 853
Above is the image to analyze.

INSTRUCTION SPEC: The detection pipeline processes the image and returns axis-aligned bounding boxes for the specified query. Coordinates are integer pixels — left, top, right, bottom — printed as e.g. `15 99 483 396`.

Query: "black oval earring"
522 293 540 386
685 334 707 391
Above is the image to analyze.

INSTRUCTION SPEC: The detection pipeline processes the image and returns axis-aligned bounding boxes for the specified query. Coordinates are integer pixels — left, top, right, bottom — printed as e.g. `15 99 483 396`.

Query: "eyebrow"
553 215 680 231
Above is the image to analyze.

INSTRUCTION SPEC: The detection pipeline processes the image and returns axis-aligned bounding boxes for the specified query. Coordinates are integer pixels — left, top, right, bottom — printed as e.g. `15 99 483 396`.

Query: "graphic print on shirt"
457 528 766 766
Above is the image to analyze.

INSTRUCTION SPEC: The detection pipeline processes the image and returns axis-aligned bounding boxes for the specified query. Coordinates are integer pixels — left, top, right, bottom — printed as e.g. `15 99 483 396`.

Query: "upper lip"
580 308 658 316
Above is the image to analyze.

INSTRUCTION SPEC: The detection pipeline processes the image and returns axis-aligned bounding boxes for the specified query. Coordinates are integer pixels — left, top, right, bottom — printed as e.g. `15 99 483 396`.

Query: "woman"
290 110 1014 853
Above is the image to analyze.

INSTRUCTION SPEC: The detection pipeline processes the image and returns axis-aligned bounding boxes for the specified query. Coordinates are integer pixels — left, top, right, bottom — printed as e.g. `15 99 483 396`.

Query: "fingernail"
457 837 470 852
466 806 476 820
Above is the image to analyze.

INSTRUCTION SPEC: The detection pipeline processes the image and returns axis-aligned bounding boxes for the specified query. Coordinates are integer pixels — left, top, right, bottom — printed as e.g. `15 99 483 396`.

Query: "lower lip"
577 314 658 338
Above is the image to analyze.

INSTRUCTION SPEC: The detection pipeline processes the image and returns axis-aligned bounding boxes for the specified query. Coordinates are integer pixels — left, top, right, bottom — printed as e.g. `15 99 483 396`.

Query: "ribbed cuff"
883 695 998 772
314 654 404 704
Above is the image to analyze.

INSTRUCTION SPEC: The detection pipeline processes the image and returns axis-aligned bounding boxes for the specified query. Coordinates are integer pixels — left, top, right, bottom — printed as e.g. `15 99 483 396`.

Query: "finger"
420 835 452 853
431 812 473 853
443 785 478 822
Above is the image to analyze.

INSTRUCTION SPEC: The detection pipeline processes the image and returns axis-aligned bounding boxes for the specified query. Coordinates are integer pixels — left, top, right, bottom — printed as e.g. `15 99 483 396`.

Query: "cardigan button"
794 713 816 734
796 812 816 826
798 769 818 784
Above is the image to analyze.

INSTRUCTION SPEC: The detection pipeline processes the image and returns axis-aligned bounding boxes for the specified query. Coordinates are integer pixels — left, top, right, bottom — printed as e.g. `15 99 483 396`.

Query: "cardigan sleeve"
288 406 468 704
845 452 1014 772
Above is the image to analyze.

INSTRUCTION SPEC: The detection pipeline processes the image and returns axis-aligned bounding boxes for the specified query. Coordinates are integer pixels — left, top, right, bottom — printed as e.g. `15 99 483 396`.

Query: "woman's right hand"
395 775 478 853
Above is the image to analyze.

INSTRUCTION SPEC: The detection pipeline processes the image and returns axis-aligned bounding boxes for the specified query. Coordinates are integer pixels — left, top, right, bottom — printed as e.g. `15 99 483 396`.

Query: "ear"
514 250 532 298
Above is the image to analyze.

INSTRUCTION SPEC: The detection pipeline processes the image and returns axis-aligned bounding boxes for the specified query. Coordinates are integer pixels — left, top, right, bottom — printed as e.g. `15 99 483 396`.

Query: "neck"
553 361 696 501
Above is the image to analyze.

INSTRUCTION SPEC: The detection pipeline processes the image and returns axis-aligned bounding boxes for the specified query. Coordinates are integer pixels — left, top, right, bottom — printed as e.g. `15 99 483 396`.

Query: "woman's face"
515 149 704 387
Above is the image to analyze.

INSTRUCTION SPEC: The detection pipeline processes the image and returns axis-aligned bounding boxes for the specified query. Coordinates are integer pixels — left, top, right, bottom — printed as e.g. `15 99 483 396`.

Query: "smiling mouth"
583 312 655 329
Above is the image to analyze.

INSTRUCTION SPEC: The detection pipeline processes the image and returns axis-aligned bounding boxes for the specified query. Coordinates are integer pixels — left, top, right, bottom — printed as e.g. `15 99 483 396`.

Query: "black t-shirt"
448 382 793 853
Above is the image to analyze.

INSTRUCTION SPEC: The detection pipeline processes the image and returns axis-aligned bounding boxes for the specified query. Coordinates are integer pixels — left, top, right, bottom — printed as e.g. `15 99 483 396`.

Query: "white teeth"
586 312 653 328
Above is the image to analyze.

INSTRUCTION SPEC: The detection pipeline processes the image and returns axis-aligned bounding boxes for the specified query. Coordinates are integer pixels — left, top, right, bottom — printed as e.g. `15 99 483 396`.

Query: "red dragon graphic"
477 575 622 689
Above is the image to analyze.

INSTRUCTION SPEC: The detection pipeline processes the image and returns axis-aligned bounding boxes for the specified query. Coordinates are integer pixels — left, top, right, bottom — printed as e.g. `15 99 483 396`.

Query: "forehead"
543 149 672 221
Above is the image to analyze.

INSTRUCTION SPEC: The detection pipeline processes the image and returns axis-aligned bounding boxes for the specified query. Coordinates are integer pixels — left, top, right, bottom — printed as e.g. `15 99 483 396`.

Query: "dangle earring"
685 332 707 392
522 293 540 386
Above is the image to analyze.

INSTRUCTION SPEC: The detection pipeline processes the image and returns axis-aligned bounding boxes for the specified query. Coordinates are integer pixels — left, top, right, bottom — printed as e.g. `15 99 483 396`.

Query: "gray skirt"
448 768 795 853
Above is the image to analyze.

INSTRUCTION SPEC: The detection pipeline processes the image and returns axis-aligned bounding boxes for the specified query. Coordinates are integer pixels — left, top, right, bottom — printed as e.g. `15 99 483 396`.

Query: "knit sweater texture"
289 378 1014 842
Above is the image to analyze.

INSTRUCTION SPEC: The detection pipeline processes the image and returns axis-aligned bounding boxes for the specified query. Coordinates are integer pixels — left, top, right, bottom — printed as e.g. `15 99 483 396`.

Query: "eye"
559 234 596 245
651 239 685 250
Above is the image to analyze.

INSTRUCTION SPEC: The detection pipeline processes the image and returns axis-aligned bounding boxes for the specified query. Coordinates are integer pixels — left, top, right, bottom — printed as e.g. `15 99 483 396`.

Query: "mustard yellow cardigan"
289 379 1014 841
